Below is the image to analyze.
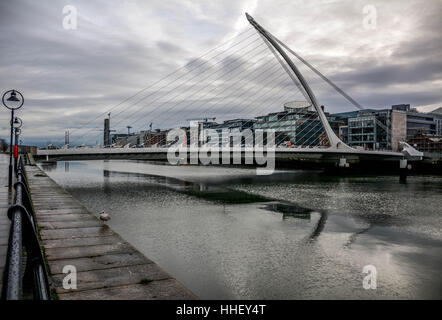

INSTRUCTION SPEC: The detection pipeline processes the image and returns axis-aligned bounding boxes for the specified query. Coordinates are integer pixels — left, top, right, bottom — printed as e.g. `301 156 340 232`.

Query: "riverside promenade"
0 153 196 299
0 154 13 293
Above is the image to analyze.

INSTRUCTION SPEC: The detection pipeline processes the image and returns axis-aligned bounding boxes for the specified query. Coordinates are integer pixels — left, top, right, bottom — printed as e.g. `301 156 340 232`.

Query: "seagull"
99 211 111 222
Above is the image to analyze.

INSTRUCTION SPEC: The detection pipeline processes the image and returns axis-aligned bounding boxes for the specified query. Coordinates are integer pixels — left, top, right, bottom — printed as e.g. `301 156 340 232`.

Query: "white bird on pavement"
99 211 111 221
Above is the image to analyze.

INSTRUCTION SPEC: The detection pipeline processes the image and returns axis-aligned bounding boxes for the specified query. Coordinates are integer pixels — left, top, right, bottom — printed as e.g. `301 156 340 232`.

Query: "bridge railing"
1 154 51 300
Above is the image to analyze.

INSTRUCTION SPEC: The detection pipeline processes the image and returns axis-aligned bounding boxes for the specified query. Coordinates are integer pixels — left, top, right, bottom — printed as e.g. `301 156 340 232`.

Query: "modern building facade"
405 112 436 139
333 104 440 151
391 104 437 139
335 108 404 151
203 119 255 147
429 107 442 136
145 129 169 147
253 102 342 147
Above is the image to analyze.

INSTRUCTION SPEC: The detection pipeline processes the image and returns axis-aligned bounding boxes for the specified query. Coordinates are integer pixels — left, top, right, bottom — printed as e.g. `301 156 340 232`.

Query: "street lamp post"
13 117 23 171
2 90 24 188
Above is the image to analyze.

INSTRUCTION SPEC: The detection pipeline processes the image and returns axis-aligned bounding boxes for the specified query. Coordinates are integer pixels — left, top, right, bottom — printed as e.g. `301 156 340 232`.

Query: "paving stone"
35 208 90 215
33 202 80 207
34 205 85 211
43 235 123 249
40 226 114 240
47 252 153 274
36 214 97 222
45 243 136 261
57 280 197 300
39 220 103 229
53 264 171 293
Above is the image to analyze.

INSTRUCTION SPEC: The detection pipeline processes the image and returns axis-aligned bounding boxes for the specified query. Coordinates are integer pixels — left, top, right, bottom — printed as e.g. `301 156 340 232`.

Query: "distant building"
348 110 392 150
390 110 407 152
111 133 132 146
254 102 342 146
18 145 37 155
405 110 436 140
391 104 411 112
283 101 314 113
145 129 169 147
204 119 255 146
428 107 442 136
333 104 439 151
335 108 399 150
407 133 442 153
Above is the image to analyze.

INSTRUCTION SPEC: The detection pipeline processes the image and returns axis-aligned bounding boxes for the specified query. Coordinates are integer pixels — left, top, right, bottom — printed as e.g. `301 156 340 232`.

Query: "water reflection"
100 169 270 204
344 227 371 248
263 203 329 241
263 202 311 219
40 161 57 172
308 211 328 241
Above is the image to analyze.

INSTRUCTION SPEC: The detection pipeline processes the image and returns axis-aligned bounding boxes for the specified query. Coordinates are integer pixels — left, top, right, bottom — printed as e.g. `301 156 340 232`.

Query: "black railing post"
1 208 23 300
1 154 51 300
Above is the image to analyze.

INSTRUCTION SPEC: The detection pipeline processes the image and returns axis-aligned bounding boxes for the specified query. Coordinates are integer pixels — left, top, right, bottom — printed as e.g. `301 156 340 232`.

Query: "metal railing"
1 154 51 300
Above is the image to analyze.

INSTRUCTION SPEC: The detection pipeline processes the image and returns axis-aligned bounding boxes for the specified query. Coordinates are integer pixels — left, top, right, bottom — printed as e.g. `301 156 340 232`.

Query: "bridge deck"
37 146 404 157
35 147 405 165
23 164 196 300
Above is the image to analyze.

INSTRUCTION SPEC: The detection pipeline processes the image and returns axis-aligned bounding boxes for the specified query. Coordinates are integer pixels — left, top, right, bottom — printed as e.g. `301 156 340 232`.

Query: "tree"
0 138 8 153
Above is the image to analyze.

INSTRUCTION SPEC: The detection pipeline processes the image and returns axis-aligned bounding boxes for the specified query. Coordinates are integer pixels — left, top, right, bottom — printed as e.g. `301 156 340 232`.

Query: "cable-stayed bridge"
36 14 423 170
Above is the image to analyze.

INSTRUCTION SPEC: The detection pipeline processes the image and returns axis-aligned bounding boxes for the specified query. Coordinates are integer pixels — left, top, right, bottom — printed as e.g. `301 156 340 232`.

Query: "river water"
40 160 442 299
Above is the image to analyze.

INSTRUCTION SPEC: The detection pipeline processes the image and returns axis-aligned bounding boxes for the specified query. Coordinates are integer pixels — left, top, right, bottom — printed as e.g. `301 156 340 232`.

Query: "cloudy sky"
0 0 441 146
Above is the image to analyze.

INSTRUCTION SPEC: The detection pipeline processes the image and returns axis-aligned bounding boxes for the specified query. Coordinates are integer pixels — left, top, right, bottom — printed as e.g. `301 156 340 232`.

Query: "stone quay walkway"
0 153 14 294
0 157 196 300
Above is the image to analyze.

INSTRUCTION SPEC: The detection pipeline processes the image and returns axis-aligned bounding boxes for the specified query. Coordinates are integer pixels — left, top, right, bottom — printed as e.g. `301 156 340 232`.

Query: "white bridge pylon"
245 13 352 151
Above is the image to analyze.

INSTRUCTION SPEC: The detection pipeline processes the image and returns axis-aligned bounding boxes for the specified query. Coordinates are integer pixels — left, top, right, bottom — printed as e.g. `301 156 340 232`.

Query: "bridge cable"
69 28 255 137
77 32 264 141
274 37 365 111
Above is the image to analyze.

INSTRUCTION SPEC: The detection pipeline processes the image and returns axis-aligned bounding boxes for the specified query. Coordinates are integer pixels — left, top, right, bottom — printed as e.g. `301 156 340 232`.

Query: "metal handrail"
1 155 51 300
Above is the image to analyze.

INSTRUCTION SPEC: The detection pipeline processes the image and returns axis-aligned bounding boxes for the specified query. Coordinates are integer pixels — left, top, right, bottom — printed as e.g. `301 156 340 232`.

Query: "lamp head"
2 89 24 110
7 90 20 102
12 117 22 128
